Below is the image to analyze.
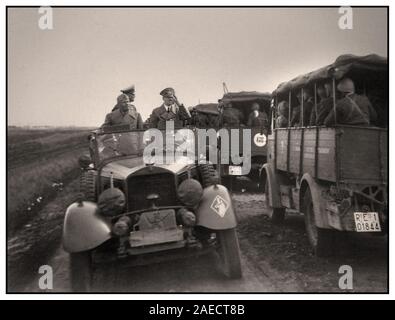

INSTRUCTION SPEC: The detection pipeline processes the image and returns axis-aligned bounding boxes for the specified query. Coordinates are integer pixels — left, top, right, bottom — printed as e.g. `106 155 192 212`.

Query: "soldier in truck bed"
290 88 314 127
324 78 377 126
309 83 333 126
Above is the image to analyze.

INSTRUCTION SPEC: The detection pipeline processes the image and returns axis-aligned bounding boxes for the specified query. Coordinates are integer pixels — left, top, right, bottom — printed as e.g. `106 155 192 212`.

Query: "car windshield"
94 127 196 163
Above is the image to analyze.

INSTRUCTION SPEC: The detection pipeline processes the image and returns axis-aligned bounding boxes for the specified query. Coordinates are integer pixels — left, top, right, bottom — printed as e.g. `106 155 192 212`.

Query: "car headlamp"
177 179 203 208
98 187 126 216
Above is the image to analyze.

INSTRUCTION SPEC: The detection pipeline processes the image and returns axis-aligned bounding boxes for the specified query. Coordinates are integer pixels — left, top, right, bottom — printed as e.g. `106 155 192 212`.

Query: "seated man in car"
247 102 269 128
102 93 143 129
324 78 377 126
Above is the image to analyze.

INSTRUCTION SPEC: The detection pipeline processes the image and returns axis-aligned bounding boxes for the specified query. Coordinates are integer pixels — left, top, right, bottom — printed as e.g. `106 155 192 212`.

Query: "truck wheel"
80 170 96 201
264 180 285 224
70 251 92 292
216 228 242 279
303 188 334 257
199 164 220 188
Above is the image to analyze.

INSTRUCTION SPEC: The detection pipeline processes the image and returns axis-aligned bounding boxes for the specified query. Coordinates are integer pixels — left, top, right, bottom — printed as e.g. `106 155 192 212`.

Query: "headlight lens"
177 179 203 208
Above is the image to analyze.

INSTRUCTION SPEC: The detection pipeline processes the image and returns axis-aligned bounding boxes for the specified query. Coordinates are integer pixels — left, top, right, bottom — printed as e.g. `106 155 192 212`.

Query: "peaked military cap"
121 85 135 94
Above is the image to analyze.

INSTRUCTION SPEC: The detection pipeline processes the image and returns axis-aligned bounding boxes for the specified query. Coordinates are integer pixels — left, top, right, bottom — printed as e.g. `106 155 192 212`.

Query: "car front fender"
195 185 237 230
63 201 112 253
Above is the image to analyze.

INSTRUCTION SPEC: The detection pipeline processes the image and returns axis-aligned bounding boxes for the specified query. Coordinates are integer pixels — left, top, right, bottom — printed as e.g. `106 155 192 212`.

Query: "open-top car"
63 124 242 291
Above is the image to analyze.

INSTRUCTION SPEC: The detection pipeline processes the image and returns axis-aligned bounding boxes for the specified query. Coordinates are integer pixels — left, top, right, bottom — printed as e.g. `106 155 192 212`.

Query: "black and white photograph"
5 5 389 295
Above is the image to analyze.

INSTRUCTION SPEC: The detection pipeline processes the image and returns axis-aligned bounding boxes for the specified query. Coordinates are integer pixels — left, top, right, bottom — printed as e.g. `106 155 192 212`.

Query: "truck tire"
69 251 92 292
264 180 285 224
199 164 220 188
303 188 334 257
216 228 242 279
80 170 96 202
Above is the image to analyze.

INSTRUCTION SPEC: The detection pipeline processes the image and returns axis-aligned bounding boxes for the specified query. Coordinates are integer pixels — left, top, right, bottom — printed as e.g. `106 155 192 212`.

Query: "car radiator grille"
127 172 178 211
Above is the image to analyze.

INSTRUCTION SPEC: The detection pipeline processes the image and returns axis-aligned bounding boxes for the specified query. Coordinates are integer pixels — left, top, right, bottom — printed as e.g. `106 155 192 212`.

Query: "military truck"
263 54 388 256
190 92 272 190
64 125 242 291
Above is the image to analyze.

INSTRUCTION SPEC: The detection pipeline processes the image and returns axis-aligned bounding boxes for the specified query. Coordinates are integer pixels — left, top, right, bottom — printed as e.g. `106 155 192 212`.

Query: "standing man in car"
103 93 143 129
148 87 191 129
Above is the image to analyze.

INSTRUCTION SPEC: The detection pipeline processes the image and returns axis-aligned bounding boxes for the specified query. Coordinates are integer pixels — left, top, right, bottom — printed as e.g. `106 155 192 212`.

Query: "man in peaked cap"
102 93 143 129
112 85 136 112
148 87 191 129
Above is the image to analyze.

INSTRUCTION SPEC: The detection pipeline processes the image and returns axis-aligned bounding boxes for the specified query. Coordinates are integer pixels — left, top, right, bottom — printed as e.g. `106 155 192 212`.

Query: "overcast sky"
7 7 387 127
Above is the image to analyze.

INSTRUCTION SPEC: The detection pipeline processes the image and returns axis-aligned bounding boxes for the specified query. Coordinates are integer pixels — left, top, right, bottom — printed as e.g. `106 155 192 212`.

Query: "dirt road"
11 190 387 293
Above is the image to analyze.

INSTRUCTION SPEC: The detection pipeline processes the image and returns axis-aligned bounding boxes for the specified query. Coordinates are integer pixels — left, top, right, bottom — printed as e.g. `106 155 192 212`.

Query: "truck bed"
272 126 387 185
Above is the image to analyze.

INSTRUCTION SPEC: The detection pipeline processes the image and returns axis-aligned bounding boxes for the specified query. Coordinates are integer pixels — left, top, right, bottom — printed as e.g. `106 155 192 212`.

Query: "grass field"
7 127 94 234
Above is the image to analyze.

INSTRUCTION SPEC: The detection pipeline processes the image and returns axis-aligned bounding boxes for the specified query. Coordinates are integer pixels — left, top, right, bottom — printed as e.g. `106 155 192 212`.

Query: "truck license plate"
354 212 381 232
229 166 242 175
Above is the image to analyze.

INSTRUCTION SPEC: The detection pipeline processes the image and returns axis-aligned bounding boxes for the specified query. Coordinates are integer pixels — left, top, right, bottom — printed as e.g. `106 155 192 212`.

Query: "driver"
102 93 143 129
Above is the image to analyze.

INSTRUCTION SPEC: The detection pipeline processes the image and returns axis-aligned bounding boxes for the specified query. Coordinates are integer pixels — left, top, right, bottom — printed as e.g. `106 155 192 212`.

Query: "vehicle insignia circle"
254 133 267 147
210 195 229 218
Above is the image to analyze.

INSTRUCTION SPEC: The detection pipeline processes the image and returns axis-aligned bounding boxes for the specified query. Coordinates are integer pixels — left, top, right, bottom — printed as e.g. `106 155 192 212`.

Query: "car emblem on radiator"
210 195 229 218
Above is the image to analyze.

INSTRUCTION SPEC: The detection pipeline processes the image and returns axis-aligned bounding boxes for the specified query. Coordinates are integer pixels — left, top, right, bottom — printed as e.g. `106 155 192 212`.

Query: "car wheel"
80 170 96 201
264 179 285 224
69 251 92 292
216 228 242 279
303 188 334 257
199 164 220 188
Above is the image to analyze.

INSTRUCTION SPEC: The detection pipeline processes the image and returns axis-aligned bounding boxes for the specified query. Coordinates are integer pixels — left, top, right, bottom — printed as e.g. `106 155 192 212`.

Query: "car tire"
216 228 242 279
303 188 334 257
80 170 96 202
70 251 92 292
264 179 285 224
199 164 220 188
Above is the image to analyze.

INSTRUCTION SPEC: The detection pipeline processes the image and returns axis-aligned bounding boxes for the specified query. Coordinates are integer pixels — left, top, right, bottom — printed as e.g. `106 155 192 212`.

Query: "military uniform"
276 115 288 128
309 97 333 126
324 94 377 126
247 110 269 128
148 87 191 129
290 105 301 126
148 104 190 129
102 107 143 129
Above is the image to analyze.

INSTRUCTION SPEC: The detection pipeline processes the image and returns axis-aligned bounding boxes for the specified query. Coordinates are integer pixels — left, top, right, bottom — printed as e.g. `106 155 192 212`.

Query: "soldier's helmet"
337 78 355 94
117 93 130 103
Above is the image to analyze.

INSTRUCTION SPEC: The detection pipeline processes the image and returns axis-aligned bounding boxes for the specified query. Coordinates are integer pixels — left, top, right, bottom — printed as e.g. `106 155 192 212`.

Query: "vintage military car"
264 54 388 256
190 92 272 190
63 125 242 291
